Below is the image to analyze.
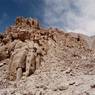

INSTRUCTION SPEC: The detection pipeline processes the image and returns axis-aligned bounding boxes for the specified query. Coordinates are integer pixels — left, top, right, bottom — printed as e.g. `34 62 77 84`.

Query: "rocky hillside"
0 17 95 95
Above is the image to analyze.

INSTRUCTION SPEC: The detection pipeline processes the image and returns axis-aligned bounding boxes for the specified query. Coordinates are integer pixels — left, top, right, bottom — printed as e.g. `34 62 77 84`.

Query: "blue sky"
0 0 45 32
0 0 95 36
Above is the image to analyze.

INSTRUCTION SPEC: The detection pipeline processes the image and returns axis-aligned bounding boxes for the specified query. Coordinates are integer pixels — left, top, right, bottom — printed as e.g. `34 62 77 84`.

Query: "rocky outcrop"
0 17 94 81
15 17 39 28
1 17 95 94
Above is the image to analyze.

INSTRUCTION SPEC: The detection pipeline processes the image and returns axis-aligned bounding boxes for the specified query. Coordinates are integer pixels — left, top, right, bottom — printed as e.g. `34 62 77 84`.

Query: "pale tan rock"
8 43 28 80
0 45 10 61
24 49 36 77
1 17 95 95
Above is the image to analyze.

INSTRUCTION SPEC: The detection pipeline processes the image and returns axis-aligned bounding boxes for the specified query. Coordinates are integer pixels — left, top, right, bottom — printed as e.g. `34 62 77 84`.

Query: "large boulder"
8 40 28 80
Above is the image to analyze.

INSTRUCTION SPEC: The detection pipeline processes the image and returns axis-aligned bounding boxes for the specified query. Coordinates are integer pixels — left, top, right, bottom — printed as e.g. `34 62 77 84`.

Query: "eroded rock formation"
0 17 94 81
1 17 95 94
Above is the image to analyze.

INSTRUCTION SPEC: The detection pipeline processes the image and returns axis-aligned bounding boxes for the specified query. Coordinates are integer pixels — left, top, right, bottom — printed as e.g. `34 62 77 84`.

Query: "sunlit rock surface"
0 17 95 95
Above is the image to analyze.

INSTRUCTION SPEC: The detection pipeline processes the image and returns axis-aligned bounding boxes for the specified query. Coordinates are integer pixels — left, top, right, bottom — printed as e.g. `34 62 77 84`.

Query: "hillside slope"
0 17 95 95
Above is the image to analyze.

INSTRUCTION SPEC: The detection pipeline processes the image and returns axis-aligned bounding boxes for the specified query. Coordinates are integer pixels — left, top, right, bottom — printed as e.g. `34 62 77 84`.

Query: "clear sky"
0 0 95 36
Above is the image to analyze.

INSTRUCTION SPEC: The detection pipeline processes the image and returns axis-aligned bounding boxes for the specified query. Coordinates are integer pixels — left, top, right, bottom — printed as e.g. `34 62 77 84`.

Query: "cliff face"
0 17 95 95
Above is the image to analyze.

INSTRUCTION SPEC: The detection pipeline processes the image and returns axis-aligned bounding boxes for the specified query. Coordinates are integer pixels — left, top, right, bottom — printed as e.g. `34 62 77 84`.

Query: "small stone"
90 84 95 88
58 85 68 91
36 85 48 90
0 62 6 67
36 90 44 95
69 81 75 85
23 92 33 95
65 68 72 74
10 90 15 94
